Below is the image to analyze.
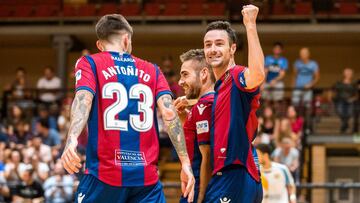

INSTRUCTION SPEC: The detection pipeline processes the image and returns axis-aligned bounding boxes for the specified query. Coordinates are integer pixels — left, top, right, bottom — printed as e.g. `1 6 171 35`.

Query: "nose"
178 78 184 86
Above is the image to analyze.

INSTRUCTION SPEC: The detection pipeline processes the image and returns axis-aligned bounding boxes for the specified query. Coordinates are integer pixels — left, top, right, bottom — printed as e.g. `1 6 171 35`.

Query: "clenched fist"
242 4 259 28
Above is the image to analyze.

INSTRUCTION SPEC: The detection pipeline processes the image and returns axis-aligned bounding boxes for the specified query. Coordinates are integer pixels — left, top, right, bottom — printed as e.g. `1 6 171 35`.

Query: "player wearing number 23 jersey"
75 51 171 187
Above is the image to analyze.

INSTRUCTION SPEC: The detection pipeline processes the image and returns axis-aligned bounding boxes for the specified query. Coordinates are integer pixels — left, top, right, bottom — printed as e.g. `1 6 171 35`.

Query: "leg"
353 101 359 133
128 181 166 203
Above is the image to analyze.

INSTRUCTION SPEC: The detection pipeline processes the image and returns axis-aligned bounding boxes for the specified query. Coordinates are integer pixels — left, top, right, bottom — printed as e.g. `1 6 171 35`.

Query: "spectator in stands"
36 118 61 148
29 154 49 183
0 174 10 202
12 121 32 149
272 136 300 180
168 70 184 98
258 105 279 147
286 105 304 139
5 67 31 101
12 165 44 203
27 135 52 163
37 66 62 105
161 55 173 78
262 42 288 102
5 105 30 137
57 104 71 139
43 160 74 203
332 68 357 134
292 47 320 107
274 118 299 148
354 79 360 134
31 104 58 135
4 150 25 194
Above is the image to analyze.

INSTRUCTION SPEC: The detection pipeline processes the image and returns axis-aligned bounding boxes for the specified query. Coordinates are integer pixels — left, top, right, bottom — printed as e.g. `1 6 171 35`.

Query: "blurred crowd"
0 44 359 202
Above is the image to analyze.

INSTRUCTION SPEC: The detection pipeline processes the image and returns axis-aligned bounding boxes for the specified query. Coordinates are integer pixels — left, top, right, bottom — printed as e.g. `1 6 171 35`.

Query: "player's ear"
96 40 104 52
230 43 237 55
200 67 207 82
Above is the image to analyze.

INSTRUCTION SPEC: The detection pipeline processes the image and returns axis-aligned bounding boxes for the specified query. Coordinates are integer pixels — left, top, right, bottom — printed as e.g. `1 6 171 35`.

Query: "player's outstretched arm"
61 90 93 174
242 5 265 89
157 94 195 202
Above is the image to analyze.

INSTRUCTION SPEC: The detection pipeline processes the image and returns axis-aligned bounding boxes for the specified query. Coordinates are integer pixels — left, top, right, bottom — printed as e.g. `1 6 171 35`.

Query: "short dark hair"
95 14 133 41
273 41 284 49
16 67 26 74
180 49 215 82
39 118 49 129
256 144 272 156
205 21 237 45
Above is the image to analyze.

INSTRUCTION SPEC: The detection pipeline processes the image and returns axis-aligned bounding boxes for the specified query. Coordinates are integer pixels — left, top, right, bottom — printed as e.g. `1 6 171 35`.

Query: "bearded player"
203 5 265 202
174 49 215 203
61 14 195 203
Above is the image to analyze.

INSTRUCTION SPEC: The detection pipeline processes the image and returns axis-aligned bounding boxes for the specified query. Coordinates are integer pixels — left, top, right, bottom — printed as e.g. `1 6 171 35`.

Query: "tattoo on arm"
158 95 188 157
65 90 93 149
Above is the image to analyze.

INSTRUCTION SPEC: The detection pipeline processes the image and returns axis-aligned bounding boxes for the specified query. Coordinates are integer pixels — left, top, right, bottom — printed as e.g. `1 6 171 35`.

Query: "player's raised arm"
157 94 195 202
61 90 93 174
242 5 265 89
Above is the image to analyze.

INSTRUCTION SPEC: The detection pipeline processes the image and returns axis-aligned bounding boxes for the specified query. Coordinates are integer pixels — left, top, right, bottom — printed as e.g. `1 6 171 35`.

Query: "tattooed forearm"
158 95 188 158
66 90 93 146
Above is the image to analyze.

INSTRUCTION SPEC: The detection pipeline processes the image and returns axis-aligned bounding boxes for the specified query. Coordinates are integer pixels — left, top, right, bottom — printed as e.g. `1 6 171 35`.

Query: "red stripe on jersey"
134 57 159 185
93 52 122 186
213 79 231 174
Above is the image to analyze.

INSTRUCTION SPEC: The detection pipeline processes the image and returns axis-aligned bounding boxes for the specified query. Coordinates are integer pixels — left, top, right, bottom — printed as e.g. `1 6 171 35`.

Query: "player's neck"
213 60 235 81
263 161 272 170
199 84 215 99
103 45 127 54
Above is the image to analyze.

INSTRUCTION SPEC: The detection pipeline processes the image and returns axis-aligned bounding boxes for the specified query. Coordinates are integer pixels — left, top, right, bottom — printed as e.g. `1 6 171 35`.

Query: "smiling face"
204 30 236 70
178 60 202 99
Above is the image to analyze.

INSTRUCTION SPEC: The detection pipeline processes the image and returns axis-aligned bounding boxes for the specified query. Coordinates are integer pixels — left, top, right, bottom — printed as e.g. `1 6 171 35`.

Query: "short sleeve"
280 57 288 70
155 65 172 100
193 103 212 145
313 61 319 72
232 66 259 93
75 56 96 95
264 56 272 68
282 165 295 185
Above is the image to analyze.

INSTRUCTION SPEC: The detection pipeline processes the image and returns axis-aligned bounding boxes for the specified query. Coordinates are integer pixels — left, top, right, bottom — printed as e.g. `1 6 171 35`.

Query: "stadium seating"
206 2 226 16
78 4 97 17
338 2 358 14
145 3 161 16
120 3 141 17
163 3 185 16
98 3 118 16
14 5 34 17
34 5 59 17
0 6 13 17
186 3 205 16
295 2 313 15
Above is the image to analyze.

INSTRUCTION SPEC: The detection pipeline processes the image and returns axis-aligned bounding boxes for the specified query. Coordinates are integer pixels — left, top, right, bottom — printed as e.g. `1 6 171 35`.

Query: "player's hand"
242 4 259 28
174 97 190 123
181 164 195 202
61 137 81 174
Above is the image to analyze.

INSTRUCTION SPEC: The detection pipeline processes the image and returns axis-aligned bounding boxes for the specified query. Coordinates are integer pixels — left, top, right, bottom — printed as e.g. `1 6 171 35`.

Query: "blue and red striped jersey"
183 92 213 184
74 51 172 187
211 65 261 182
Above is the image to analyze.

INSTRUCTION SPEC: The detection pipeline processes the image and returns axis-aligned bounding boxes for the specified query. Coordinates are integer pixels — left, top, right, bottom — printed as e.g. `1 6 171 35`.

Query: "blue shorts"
203 165 262 203
75 174 165 203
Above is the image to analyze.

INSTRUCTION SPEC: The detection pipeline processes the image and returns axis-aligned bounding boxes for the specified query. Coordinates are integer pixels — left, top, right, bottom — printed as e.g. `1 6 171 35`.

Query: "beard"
185 80 201 100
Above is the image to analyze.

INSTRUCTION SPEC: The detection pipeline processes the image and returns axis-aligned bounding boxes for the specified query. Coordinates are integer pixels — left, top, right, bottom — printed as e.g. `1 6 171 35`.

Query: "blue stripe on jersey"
111 52 144 186
210 79 222 170
85 55 99 178
224 79 250 167
279 167 290 185
76 86 95 96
